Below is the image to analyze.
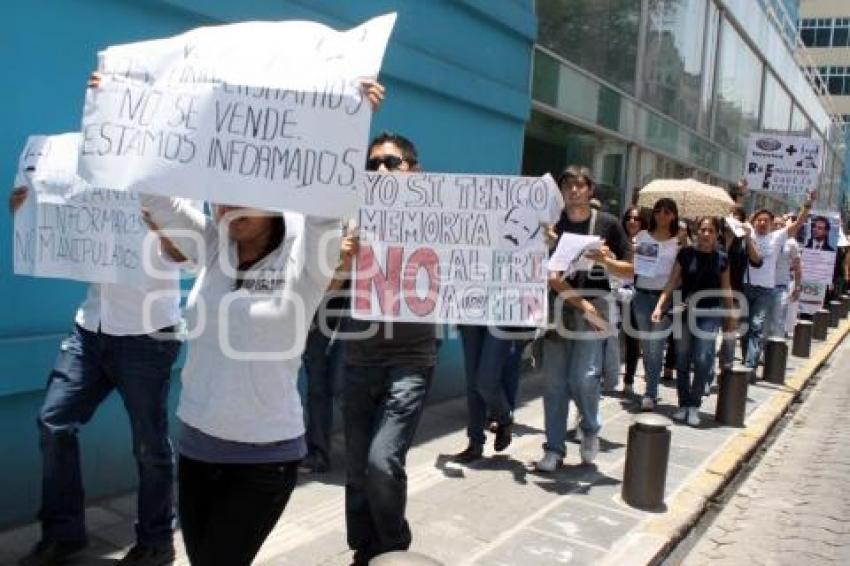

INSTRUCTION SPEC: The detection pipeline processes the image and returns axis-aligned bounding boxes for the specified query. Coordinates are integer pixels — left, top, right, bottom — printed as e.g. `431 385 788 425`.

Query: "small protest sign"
13 133 162 286
745 133 822 195
798 211 839 285
353 172 560 326
79 14 397 218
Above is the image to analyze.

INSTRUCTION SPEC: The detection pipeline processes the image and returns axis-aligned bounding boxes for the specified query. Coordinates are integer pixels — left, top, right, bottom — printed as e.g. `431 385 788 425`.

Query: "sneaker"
451 443 484 464
494 421 512 452
622 384 634 396
686 407 701 427
534 450 563 472
672 407 688 421
298 455 330 474
19 539 88 566
118 542 175 565
640 396 655 411
580 433 600 465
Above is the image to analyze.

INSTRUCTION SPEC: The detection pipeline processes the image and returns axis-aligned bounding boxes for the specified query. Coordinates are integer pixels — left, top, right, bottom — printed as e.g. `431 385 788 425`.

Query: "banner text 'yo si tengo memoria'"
352 172 564 327
78 14 397 218
745 133 823 195
13 133 166 286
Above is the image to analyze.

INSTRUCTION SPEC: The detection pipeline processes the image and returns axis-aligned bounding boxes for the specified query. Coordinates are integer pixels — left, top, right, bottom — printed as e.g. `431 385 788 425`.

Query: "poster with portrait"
798 211 840 285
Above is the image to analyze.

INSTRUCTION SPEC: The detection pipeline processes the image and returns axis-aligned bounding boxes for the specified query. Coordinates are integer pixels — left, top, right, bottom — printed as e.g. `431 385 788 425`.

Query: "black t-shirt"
343 320 437 368
677 247 729 308
553 210 632 292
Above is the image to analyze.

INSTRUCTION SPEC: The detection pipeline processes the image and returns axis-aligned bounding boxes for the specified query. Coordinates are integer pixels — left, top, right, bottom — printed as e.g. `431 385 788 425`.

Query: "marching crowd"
10 77 841 566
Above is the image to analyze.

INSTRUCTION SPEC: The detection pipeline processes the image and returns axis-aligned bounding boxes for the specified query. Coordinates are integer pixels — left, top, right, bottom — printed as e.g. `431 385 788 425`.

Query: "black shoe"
493 420 513 452
451 443 484 464
19 539 88 566
298 455 330 474
117 542 175 565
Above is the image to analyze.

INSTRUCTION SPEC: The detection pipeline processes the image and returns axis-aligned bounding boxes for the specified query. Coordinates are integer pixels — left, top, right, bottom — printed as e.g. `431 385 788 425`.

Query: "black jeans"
343 365 433 565
178 455 298 566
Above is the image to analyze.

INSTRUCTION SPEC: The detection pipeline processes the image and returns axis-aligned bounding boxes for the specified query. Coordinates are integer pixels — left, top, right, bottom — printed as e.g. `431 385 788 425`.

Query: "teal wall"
0 0 535 527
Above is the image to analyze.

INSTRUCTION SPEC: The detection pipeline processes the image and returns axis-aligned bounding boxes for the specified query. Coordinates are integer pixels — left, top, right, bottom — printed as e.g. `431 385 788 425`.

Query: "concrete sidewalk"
2 319 848 566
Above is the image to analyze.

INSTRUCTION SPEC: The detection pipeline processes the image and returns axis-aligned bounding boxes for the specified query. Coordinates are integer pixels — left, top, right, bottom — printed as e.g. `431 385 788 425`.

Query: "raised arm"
787 192 815 237
139 194 212 264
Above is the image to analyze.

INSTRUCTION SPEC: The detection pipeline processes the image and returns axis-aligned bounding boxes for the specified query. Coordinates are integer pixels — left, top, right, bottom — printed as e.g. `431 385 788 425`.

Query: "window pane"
801 29 815 46
641 0 707 130
829 75 843 95
815 27 832 47
537 0 640 94
713 20 762 153
834 28 849 47
761 72 792 132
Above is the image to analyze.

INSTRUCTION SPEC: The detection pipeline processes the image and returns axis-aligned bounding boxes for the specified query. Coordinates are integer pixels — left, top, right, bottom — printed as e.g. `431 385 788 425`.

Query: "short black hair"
368 131 418 166
812 215 831 232
557 165 595 192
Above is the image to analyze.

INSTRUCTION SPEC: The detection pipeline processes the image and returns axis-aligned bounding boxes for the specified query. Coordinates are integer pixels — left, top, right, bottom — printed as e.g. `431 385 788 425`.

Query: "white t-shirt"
634 230 679 290
747 228 789 288
774 238 800 287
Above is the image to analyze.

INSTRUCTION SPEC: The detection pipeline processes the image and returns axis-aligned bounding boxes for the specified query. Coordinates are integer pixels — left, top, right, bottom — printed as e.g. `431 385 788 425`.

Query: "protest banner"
13 133 162 286
352 172 560 326
78 14 397 218
745 133 822 195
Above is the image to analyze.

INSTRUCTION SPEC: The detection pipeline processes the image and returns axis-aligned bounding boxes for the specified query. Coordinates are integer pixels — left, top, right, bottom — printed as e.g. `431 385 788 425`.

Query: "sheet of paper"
547 233 602 273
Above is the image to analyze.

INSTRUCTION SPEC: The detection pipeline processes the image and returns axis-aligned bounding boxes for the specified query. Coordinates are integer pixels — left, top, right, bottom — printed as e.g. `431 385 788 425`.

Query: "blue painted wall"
0 0 536 526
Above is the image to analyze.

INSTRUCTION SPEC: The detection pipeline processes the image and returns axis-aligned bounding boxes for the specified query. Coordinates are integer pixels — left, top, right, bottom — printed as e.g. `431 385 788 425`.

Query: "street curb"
601 319 850 566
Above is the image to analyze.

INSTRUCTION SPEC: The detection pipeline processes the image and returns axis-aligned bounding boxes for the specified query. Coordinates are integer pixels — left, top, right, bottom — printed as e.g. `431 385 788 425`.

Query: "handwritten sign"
745 133 822 195
353 172 560 326
78 14 397 218
13 133 156 285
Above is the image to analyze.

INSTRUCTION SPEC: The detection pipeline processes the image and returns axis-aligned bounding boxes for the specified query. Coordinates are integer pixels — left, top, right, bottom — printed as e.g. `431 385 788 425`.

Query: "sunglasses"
366 155 405 171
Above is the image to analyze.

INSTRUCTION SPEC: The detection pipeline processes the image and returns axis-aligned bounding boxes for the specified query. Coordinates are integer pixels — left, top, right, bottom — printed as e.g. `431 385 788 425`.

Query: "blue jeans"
675 311 721 408
744 285 779 369
459 326 519 447
302 326 345 467
38 324 180 544
542 307 604 458
772 284 790 338
343 365 432 563
632 289 672 399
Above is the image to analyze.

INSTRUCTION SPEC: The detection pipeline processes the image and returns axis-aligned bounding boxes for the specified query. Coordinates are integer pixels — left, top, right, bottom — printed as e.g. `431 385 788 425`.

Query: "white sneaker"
580 434 600 465
687 407 700 427
640 396 655 411
535 450 563 472
673 407 688 421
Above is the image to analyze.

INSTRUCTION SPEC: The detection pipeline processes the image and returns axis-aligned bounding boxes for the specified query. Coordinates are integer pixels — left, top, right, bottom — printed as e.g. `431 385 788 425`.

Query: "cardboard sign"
745 133 822 195
353 172 560 326
78 14 396 218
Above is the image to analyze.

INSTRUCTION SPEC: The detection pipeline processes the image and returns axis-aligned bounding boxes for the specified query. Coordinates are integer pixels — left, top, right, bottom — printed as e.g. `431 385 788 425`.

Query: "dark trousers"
459 326 519 447
38 324 179 544
178 456 299 566
623 300 640 384
343 365 433 565
302 327 345 467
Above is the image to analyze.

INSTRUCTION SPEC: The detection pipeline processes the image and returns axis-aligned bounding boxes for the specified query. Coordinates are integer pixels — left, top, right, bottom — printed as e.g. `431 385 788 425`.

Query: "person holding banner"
773 215 801 339
11 184 183 566
630 198 681 412
742 195 811 374
536 166 633 472
138 81 384 565
342 132 436 565
652 217 734 426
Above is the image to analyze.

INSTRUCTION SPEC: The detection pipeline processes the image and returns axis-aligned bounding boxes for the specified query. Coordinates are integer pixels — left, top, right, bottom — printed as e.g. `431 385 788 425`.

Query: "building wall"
0 0 536 527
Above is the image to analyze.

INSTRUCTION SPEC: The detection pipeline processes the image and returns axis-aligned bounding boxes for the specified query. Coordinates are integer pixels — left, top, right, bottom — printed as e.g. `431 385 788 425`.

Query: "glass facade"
712 18 763 154
761 71 792 132
642 0 707 131
536 0 640 94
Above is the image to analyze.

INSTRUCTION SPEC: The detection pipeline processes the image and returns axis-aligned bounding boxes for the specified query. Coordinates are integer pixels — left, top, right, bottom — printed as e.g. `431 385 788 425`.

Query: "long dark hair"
648 197 680 238
621 205 647 235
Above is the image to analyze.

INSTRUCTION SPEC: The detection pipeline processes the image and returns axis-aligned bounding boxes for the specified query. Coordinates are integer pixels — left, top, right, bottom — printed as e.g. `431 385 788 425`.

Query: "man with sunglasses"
341 132 437 565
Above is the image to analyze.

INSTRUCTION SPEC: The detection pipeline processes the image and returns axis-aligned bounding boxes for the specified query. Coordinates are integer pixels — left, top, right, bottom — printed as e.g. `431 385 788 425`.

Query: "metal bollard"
370 551 444 565
715 365 749 427
622 413 672 510
792 321 813 358
763 338 788 385
841 294 850 319
829 300 842 328
813 309 830 340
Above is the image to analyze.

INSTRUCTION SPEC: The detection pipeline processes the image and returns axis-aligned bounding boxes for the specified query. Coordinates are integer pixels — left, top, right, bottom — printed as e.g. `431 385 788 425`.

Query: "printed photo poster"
798 211 840 285
13 133 158 286
799 280 828 314
353 172 560 326
79 13 397 218
633 240 660 278
745 133 822 195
